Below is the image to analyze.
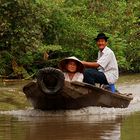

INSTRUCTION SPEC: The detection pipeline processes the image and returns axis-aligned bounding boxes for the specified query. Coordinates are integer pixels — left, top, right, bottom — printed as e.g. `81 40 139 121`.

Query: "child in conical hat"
59 56 84 82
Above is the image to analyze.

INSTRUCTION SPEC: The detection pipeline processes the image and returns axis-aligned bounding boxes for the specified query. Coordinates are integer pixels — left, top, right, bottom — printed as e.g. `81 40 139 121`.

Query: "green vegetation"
0 0 140 79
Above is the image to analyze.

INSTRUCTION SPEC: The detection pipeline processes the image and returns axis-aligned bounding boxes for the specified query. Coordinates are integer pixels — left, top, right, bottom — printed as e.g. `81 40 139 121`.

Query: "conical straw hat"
59 56 84 73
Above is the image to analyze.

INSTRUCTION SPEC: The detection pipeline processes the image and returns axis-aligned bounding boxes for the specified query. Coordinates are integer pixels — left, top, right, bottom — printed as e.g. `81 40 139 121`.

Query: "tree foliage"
0 0 140 78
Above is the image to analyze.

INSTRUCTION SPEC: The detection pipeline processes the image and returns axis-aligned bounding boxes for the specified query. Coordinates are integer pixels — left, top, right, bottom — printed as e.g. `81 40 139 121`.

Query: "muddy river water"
0 74 140 140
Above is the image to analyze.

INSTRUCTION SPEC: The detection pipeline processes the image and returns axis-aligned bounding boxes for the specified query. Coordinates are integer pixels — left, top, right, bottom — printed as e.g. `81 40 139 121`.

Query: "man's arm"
81 61 100 68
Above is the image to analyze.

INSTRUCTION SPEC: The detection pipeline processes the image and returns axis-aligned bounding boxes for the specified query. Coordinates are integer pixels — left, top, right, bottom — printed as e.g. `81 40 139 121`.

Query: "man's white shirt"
97 46 119 84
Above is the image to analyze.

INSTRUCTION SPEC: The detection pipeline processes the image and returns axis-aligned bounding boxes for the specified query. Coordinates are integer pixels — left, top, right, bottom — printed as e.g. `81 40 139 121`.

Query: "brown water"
0 74 140 140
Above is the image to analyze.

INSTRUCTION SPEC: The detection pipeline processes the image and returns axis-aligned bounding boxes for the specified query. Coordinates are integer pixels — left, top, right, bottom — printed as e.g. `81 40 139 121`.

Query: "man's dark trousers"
83 68 109 85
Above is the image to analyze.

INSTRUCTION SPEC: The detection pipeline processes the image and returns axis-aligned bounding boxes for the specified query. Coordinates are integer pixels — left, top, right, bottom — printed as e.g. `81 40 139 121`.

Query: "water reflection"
0 114 122 140
24 116 121 140
121 112 140 140
1 112 140 140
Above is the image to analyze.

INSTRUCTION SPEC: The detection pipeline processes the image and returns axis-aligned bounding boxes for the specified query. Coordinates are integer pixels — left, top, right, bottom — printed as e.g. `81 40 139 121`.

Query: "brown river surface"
0 73 140 140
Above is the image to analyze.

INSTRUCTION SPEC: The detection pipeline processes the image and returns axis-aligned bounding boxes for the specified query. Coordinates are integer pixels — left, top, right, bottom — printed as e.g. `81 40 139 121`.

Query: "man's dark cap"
94 33 109 41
